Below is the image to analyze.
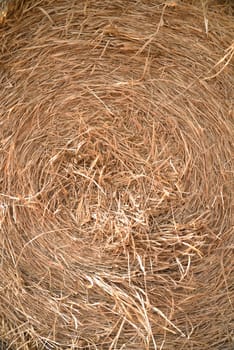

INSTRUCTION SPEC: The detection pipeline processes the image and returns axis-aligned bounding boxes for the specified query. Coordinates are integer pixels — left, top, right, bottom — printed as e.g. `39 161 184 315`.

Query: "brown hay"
0 0 233 349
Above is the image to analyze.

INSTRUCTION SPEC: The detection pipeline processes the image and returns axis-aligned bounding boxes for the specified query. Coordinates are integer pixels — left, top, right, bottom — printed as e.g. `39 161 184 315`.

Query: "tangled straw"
0 1 233 349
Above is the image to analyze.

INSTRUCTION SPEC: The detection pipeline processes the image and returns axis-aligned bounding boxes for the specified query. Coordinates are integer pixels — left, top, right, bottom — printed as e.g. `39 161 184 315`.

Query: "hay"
0 0 233 349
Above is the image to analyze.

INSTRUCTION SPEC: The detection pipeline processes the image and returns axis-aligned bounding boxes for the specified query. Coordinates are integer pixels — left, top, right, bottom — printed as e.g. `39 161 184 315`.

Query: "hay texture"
0 1 233 349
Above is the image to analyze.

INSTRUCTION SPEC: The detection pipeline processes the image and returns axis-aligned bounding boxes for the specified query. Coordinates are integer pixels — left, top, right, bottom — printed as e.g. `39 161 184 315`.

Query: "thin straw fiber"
0 0 233 349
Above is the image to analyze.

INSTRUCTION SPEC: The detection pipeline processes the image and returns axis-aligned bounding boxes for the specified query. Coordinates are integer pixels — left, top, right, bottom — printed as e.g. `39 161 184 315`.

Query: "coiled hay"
0 0 233 349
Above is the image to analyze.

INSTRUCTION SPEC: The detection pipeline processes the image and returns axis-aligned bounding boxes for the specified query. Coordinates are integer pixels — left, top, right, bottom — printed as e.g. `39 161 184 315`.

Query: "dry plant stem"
0 0 233 349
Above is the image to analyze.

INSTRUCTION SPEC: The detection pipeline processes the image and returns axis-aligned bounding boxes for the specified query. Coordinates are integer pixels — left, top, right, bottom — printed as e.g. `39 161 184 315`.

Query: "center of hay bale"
0 1 233 349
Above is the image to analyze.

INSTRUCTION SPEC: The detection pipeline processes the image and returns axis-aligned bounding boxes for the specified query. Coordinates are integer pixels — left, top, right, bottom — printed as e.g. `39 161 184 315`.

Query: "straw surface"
0 0 233 349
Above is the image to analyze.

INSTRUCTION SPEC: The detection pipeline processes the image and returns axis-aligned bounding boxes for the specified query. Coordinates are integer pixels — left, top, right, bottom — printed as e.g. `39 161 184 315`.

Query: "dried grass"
0 0 233 349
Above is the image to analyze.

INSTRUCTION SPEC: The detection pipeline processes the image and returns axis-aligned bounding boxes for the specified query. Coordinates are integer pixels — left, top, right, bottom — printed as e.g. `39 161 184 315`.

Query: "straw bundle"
0 0 233 349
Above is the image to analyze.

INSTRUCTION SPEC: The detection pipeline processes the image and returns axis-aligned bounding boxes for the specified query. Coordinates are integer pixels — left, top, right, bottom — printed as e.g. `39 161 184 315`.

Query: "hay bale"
0 0 233 349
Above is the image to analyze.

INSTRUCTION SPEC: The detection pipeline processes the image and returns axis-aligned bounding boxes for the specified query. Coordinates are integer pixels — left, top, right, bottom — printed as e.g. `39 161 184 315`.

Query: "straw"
0 0 233 349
